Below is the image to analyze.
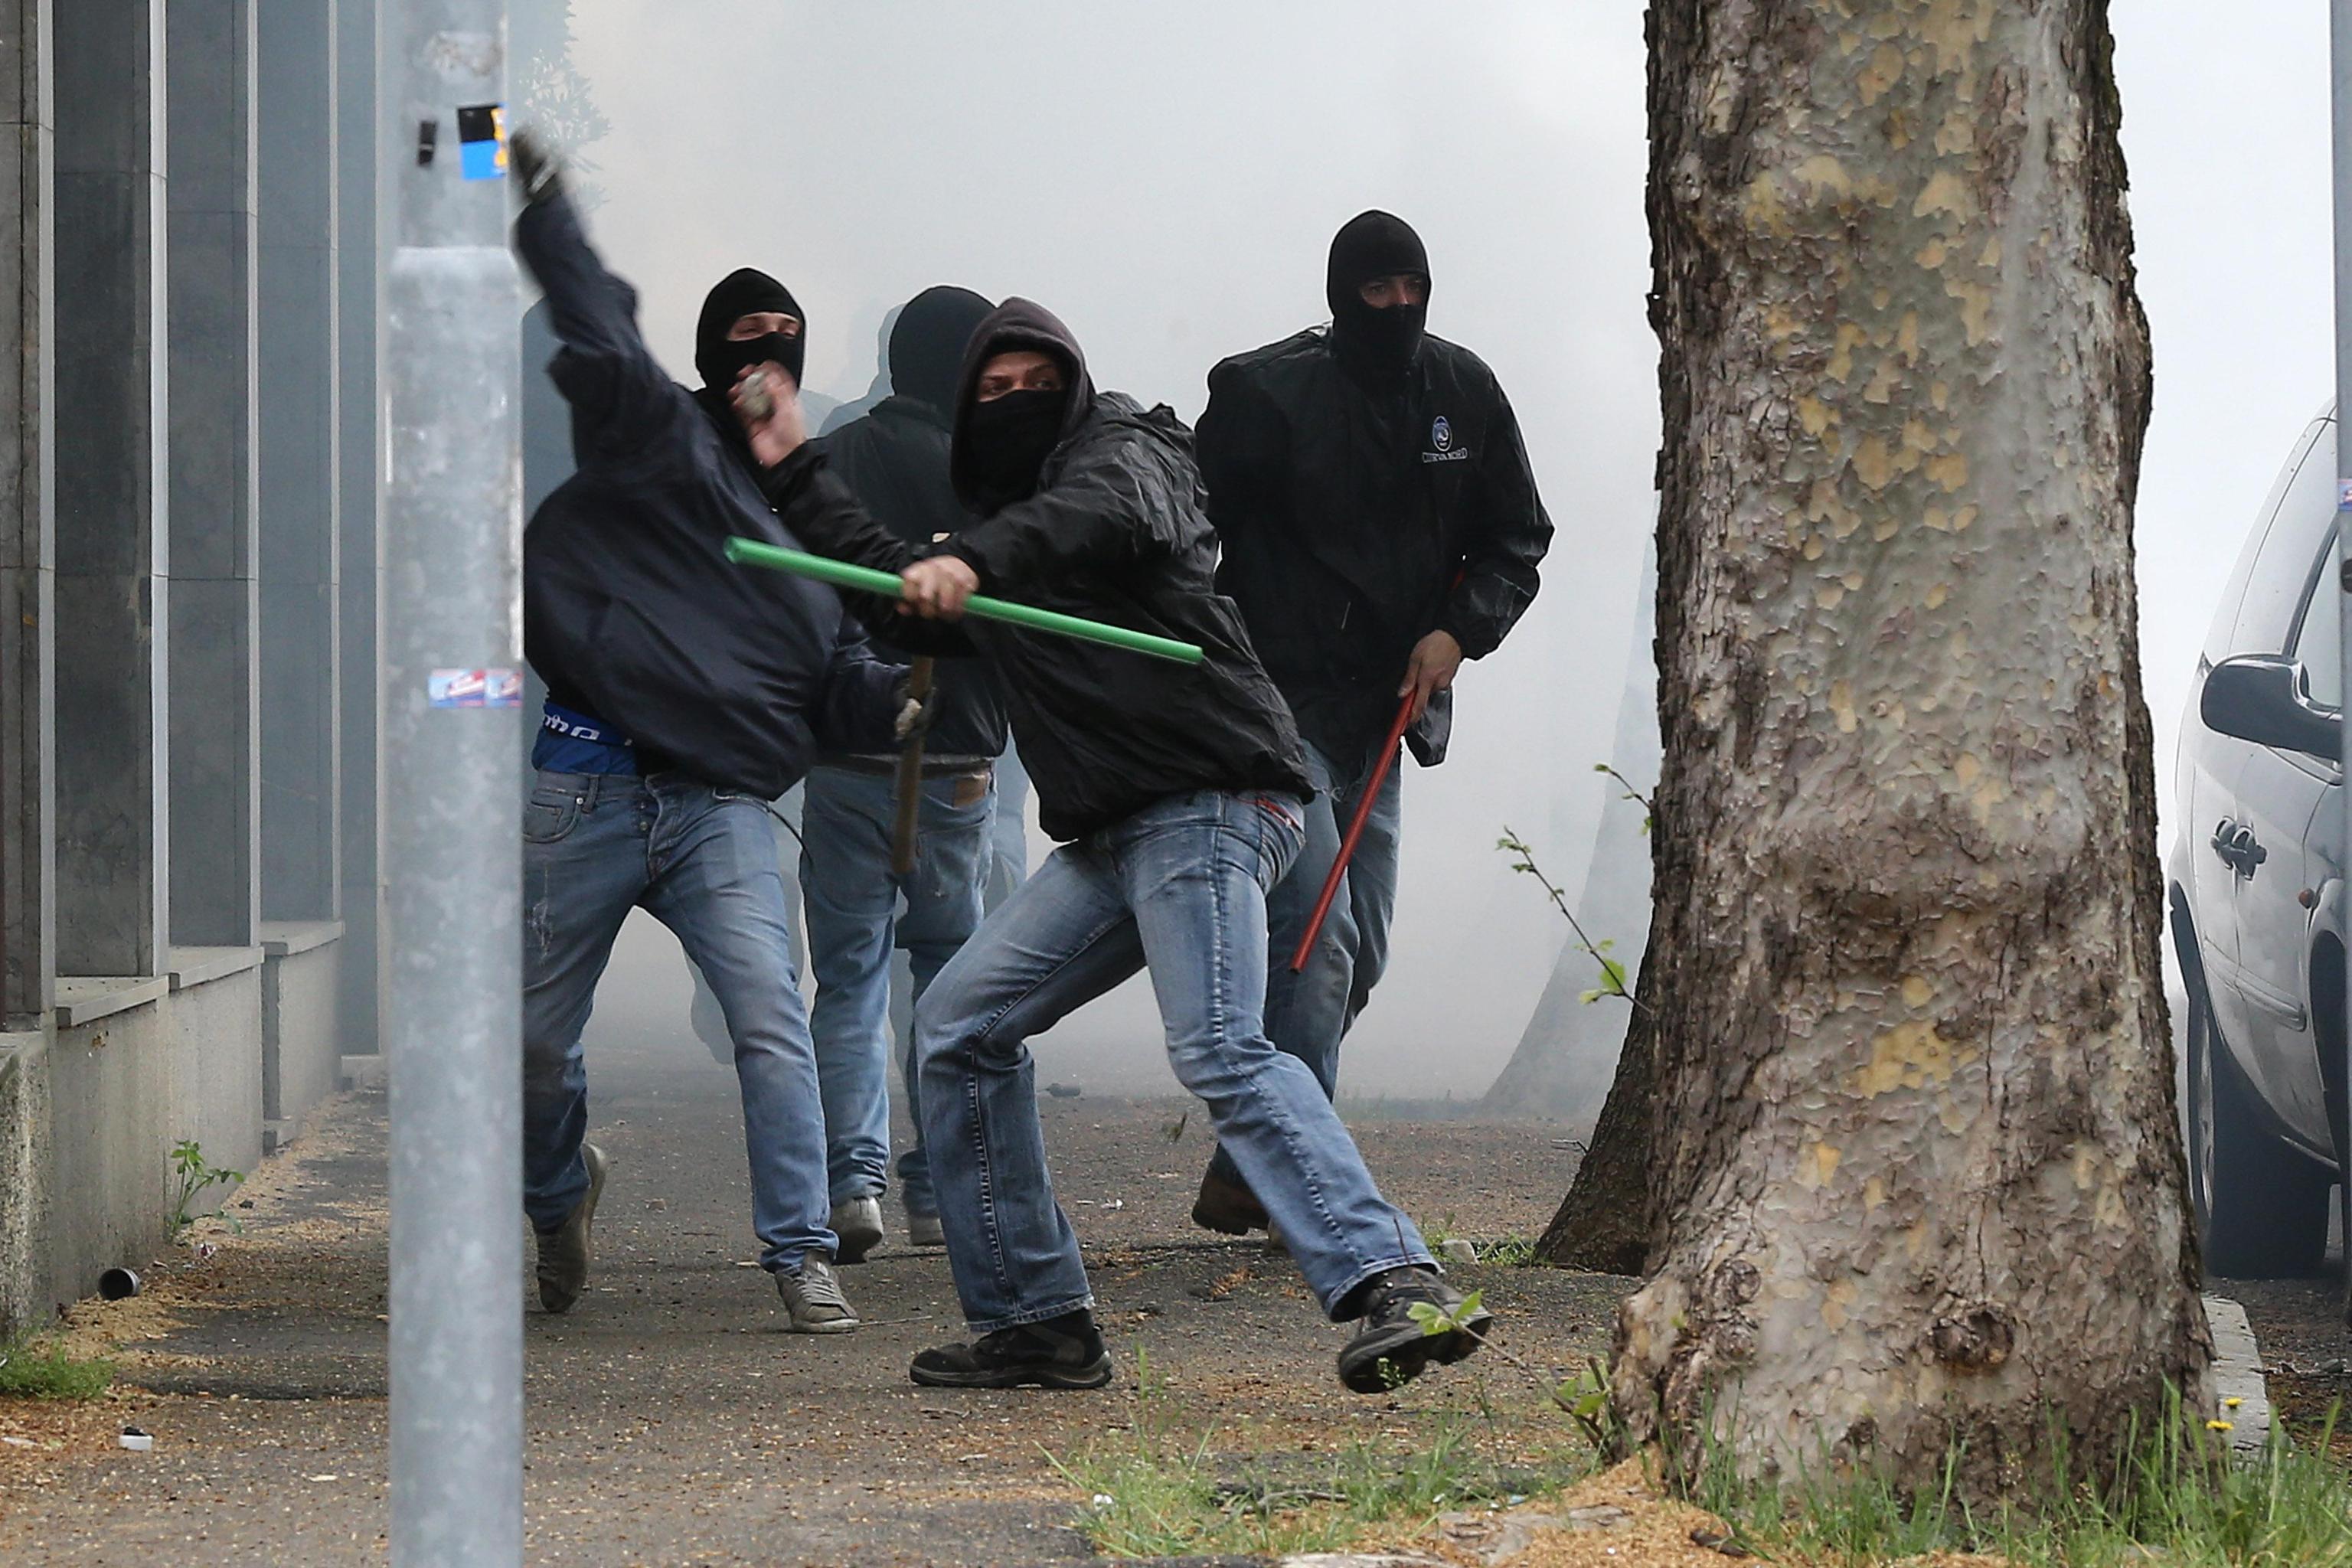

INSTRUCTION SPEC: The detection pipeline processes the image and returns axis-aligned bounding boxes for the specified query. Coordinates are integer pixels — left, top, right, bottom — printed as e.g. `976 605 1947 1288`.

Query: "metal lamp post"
383 5 523 1563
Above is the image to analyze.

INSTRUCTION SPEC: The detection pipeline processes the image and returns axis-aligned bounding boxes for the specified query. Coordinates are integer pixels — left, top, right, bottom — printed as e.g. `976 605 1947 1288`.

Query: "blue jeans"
799 764 994 1214
521 770 836 1272
985 742 1032 911
913 789 1432 1331
688 782 804 1067
1207 741 1403 1191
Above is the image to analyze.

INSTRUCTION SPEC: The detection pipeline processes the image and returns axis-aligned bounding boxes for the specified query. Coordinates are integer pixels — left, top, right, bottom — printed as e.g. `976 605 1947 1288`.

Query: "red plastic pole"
1288 691 1416 973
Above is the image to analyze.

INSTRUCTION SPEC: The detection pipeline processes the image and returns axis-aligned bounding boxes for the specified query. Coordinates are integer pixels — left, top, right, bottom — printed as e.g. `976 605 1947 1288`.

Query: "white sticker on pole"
427 668 522 709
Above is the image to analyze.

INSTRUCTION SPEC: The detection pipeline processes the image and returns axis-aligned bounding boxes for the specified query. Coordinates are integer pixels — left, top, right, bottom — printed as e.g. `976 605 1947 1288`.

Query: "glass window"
2294 528 2342 711
2235 429 2341 656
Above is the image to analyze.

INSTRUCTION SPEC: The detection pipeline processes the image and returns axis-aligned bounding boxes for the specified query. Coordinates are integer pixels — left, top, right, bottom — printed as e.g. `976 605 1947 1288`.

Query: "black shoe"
910 1311 1113 1390
1191 1169 1269 1236
1336 1266 1491 1394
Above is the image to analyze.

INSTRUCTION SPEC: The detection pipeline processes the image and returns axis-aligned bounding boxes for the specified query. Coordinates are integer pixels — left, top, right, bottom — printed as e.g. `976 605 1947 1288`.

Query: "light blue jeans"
521 770 837 1272
913 788 1432 1331
689 782 803 1067
1207 740 1402 1191
799 764 995 1214
986 741 1032 911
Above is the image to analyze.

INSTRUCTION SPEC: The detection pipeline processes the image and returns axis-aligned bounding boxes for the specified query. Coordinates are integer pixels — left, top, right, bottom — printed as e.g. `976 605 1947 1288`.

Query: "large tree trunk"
1616 0 2209 1490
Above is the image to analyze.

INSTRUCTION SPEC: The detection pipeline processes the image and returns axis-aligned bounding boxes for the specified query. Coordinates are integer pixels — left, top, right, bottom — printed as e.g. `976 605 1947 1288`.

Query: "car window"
2207 419 2326 665
2233 420 2340 656
2293 525 2342 710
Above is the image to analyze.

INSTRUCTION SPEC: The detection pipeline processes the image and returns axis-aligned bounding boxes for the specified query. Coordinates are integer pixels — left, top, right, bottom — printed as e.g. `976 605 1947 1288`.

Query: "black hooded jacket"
512 191 901 798
769 299 1312 841
815 392 1008 761
1197 325 1552 776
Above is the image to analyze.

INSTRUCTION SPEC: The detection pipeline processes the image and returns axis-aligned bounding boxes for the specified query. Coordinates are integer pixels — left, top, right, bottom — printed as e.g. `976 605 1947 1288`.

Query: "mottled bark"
1616 0 2208 1490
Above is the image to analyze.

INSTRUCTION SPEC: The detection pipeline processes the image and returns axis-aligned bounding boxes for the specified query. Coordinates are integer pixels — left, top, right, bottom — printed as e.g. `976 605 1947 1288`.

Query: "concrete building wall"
335 0 382 1061
0 0 57 1032
51 0 168 981
43 993 175 1308
261 924 341 1148
165 0 260 951
0 1031 51 1332
257 1 341 927
0 0 387 1341
166 952 266 1192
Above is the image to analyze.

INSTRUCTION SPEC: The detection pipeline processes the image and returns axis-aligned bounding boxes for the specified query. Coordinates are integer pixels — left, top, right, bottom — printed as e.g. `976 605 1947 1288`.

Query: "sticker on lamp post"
456 104 507 181
428 668 522 708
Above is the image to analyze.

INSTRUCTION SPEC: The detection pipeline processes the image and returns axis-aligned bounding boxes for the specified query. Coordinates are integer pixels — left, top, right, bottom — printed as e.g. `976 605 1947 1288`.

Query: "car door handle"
2213 818 2243 871
2233 826 2268 875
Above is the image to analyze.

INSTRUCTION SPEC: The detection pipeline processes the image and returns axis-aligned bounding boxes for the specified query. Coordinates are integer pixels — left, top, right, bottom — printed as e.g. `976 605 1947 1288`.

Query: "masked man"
508 135 909 1334
797 285 1001 1260
1187 211 1553 1237
750 299 1492 1396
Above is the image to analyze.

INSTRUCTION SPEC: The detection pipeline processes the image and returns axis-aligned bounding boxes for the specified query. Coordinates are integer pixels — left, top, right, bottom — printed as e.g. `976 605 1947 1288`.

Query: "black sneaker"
534 1142 608 1315
1191 1169 1269 1236
910 1311 1112 1389
1335 1266 1491 1394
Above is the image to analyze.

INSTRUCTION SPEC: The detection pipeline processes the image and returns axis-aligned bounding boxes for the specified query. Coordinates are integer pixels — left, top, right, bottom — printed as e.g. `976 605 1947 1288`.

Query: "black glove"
508 129 564 206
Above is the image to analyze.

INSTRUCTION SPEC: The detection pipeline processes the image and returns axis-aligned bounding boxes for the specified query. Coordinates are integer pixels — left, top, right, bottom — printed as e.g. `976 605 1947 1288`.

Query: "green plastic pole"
725 537 1206 665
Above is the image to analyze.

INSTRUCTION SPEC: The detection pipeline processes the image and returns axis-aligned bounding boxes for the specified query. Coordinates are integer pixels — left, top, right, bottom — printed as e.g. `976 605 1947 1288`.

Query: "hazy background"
544 0 2332 1100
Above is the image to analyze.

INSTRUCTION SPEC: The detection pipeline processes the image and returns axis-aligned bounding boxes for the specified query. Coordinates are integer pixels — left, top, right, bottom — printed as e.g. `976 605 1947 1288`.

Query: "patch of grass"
0 1340 113 1400
1049 1346 1588 1559
1685 1391 2352 1567
1479 1236 1541 1268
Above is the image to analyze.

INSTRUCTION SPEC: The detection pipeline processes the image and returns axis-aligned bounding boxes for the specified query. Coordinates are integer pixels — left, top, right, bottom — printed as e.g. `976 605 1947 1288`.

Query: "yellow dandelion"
2224 1396 2243 1409
2207 1419 2235 1432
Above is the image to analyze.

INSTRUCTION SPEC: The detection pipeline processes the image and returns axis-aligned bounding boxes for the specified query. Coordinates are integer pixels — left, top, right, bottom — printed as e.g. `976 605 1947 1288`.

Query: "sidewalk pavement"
0 1029 1620 1566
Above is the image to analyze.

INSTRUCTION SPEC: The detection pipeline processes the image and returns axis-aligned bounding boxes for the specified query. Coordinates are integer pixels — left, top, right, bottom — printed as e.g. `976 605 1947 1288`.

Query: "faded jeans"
913 788 1432 1331
799 764 994 1214
521 770 837 1272
1207 740 1403 1191
688 782 804 1067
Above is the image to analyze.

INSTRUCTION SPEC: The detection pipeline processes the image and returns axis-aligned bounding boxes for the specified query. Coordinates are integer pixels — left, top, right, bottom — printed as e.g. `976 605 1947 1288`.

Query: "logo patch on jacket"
1422 414 1471 464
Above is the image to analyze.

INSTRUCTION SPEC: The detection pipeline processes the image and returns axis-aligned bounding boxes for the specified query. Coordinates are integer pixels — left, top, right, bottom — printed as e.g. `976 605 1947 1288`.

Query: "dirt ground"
0 1031 1627 1566
7 1022 2338 1565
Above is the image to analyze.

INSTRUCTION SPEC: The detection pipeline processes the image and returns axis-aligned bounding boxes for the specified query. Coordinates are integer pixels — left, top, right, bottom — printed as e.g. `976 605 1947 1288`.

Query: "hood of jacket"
949 297 1098 509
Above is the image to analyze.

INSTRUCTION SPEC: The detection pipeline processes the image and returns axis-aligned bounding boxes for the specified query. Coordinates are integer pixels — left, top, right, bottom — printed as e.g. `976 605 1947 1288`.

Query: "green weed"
0 1340 113 1400
1496 828 1638 1009
169 1138 243 1233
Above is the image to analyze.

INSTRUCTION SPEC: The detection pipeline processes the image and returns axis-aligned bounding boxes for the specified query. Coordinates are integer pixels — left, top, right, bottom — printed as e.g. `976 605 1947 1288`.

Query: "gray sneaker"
831 1196 885 1263
534 1142 608 1315
906 1210 946 1249
776 1253 860 1333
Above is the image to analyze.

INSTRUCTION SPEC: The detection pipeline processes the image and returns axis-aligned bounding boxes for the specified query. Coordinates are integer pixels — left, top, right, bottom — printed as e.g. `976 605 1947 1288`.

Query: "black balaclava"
888 286 995 413
694 267 806 393
951 299 1094 514
961 383 1069 508
1326 210 1430 378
